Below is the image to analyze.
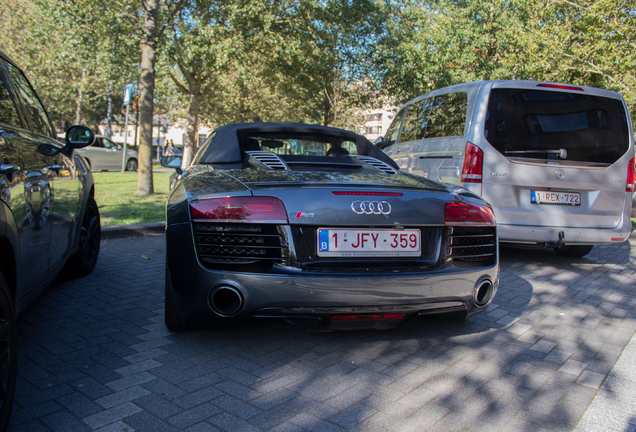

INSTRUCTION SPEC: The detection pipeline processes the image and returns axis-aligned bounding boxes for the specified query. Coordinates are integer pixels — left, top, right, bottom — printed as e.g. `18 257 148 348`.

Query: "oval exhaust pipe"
474 279 493 307
209 285 243 316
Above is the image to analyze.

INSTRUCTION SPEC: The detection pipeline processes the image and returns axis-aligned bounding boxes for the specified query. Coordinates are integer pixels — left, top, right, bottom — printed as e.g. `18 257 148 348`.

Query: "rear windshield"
485 88 630 166
244 136 358 157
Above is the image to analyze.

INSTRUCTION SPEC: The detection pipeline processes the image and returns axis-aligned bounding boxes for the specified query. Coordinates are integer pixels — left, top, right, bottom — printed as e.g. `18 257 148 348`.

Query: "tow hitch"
546 231 565 248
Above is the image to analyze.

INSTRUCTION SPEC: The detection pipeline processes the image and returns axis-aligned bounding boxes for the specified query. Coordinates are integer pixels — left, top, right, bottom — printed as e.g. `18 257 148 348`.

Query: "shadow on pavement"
8 236 636 431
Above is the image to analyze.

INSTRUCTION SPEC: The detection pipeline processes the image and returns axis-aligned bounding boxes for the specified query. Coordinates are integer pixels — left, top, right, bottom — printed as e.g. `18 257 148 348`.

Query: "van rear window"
484 88 629 165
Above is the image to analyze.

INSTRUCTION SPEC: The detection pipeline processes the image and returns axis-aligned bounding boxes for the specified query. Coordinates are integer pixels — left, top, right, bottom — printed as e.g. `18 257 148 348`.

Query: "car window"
192 132 216 165
102 138 117 149
425 93 467 138
400 101 429 142
92 138 104 148
485 88 629 165
0 64 22 128
400 92 467 143
3 62 53 137
384 107 405 148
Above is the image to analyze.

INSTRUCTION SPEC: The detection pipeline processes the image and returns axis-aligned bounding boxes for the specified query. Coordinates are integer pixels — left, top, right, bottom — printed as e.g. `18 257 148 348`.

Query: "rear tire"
553 244 594 258
0 272 17 432
66 195 101 276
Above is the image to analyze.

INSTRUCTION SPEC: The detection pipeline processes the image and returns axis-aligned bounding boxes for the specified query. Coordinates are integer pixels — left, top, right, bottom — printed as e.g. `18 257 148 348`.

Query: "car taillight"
627 156 635 192
461 142 483 183
445 201 495 226
190 197 289 223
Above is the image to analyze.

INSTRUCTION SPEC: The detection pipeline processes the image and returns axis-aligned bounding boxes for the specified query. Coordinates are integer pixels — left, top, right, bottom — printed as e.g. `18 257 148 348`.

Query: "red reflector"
626 156 635 192
445 201 496 226
536 83 584 91
611 238 625 242
332 191 403 196
332 313 407 321
190 197 288 223
461 142 483 183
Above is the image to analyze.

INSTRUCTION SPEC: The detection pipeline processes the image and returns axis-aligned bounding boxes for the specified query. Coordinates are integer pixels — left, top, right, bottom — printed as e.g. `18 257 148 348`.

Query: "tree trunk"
181 82 202 169
323 91 331 126
75 68 87 124
137 0 159 196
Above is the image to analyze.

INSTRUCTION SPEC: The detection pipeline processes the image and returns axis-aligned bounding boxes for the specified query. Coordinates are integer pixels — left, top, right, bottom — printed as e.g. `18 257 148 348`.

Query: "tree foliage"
3 0 634 151
0 0 140 131
376 0 636 117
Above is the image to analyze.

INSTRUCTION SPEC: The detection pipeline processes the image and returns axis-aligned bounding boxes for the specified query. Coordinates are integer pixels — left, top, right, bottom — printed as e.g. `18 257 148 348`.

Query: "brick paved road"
8 234 636 431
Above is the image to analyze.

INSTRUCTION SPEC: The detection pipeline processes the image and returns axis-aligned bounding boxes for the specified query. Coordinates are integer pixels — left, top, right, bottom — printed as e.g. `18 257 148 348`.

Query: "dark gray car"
161 123 499 332
0 51 101 430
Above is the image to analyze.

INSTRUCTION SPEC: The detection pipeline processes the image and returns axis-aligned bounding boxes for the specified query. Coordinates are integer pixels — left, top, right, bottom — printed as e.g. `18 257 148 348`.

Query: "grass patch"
92 171 172 226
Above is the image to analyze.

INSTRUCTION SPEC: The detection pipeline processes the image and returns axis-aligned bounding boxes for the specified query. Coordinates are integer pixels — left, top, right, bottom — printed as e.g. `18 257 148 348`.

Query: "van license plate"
531 191 580 205
317 228 421 257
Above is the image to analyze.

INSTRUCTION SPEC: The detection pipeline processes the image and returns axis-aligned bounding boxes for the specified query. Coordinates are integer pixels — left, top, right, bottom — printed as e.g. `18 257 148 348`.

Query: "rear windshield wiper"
505 149 567 159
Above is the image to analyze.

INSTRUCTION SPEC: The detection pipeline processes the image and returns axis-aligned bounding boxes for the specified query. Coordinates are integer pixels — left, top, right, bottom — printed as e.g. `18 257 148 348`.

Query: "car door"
2 60 80 275
101 137 122 170
0 59 53 289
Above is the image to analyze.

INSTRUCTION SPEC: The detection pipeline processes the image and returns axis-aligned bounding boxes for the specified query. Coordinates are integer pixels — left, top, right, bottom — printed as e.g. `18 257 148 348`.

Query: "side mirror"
374 137 383 147
160 155 183 175
65 125 96 149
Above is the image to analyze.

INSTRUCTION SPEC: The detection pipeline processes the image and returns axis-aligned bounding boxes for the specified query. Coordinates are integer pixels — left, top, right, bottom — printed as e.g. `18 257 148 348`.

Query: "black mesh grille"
193 223 287 269
447 226 496 263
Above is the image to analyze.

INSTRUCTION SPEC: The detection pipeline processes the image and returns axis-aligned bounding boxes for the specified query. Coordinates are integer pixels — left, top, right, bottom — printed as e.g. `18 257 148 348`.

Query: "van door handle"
0 164 20 175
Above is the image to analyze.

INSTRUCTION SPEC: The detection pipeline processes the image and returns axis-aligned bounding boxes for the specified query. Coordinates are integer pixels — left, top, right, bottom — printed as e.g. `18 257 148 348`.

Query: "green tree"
376 0 531 102
519 0 636 116
0 0 140 131
161 1 237 168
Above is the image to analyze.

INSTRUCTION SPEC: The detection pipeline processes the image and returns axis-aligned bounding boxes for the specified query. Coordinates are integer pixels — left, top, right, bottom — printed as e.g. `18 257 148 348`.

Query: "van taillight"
461 142 483 183
536 83 584 91
627 157 635 192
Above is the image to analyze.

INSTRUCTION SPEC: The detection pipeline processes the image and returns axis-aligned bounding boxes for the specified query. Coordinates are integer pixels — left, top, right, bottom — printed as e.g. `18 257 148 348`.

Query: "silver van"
378 81 635 257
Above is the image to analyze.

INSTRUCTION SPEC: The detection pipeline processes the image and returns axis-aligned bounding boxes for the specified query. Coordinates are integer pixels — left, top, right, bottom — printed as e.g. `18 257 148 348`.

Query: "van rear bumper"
498 222 632 246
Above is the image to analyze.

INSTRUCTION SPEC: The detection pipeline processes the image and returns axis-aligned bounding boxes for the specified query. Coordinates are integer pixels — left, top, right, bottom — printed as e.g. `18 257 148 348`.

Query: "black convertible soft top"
195 122 400 170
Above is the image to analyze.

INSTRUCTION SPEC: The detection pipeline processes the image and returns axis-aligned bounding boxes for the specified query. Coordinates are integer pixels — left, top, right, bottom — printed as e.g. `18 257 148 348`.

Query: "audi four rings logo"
351 200 392 215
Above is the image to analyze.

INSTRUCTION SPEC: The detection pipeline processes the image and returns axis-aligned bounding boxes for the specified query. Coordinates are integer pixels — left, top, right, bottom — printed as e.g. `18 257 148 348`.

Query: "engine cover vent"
351 155 398 174
247 151 289 170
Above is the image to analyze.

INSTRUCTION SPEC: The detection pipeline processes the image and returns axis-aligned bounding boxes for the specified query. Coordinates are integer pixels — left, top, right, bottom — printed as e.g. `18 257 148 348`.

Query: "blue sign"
123 84 133 106
319 230 329 252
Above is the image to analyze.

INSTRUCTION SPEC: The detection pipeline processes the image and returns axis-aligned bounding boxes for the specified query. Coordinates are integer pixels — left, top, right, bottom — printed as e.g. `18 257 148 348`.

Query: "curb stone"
101 222 165 240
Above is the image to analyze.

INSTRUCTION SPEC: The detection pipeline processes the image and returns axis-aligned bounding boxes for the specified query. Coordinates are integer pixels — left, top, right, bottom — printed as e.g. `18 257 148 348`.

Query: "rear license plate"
531 190 580 206
317 228 421 257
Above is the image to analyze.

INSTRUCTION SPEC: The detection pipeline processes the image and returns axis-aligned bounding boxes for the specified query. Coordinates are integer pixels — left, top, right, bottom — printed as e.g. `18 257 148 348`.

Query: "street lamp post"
121 84 133 173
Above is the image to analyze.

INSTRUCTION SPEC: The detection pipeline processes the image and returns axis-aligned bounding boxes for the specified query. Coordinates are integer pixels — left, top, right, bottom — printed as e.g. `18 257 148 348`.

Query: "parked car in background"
0 51 101 431
75 135 138 171
378 81 635 257
161 122 498 332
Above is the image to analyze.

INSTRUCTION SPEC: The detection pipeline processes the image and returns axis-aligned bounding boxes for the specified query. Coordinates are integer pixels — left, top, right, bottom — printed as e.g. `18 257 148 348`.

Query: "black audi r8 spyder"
161 122 498 331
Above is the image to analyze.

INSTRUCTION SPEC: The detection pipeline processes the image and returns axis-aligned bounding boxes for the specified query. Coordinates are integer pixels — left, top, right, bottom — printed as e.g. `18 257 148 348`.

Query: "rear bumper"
498 222 632 245
497 192 634 245
166 222 499 329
